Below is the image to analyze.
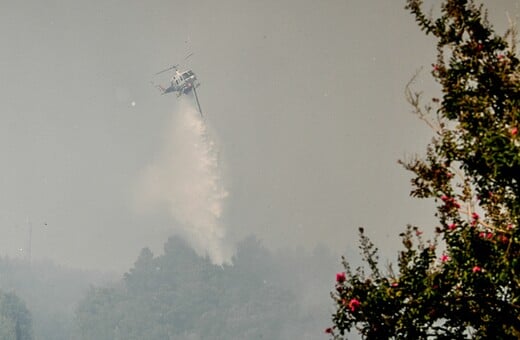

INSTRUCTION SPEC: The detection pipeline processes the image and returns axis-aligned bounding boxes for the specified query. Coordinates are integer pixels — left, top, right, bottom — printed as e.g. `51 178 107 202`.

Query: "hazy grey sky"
1 0 519 271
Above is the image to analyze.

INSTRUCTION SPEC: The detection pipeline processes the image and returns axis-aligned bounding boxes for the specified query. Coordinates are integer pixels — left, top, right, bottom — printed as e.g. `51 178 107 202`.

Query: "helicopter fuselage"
163 70 198 95
153 66 203 116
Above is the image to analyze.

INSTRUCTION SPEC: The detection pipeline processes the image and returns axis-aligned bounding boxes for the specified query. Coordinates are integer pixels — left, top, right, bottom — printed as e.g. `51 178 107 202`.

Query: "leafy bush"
328 1 520 338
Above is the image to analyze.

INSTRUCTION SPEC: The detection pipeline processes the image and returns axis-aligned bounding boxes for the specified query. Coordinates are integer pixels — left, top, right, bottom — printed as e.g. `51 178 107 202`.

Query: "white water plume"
138 99 232 264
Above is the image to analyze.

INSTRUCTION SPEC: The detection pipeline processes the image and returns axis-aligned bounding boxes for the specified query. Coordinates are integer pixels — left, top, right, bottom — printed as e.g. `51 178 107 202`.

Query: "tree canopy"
75 236 335 339
0 291 33 340
329 0 520 338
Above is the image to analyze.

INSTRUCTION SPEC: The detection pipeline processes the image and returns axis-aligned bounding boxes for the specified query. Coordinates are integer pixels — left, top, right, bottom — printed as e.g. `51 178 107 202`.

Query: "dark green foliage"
329 1 520 338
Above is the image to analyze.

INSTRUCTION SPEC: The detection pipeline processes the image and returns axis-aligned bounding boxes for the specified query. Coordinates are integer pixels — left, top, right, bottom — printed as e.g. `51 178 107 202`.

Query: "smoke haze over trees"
75 236 344 339
0 236 347 339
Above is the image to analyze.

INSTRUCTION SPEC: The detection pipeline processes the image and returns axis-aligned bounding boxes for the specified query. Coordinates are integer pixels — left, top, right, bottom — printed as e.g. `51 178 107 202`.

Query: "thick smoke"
137 99 232 264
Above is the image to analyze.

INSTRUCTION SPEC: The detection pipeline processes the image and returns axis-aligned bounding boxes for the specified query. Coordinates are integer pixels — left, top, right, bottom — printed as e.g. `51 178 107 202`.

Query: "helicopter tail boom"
150 81 170 95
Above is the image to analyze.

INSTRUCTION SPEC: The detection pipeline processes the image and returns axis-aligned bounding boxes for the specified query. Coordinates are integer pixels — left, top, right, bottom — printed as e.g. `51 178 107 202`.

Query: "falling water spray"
138 99 232 264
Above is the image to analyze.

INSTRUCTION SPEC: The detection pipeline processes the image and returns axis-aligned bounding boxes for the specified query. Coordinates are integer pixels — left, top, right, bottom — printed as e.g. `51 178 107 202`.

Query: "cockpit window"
182 71 194 79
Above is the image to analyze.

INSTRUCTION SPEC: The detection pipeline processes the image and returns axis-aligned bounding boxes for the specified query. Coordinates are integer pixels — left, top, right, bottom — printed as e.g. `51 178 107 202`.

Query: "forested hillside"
0 257 113 340
0 236 346 339
0 290 32 340
76 236 343 339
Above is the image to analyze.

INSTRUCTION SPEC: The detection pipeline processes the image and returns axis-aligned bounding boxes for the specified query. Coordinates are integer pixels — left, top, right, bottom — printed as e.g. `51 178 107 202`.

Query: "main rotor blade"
155 65 178 75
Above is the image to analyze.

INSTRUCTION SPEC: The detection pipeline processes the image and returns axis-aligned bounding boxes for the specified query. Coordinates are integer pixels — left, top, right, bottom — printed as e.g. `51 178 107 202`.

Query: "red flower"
471 213 480 227
348 298 361 312
448 223 457 230
472 266 482 273
440 195 461 210
336 272 346 283
511 127 518 136
324 328 333 334
441 254 450 262
478 231 493 239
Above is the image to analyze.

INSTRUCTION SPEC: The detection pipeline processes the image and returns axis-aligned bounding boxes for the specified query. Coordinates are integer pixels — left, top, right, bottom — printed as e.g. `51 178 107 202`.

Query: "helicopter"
152 62 203 117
